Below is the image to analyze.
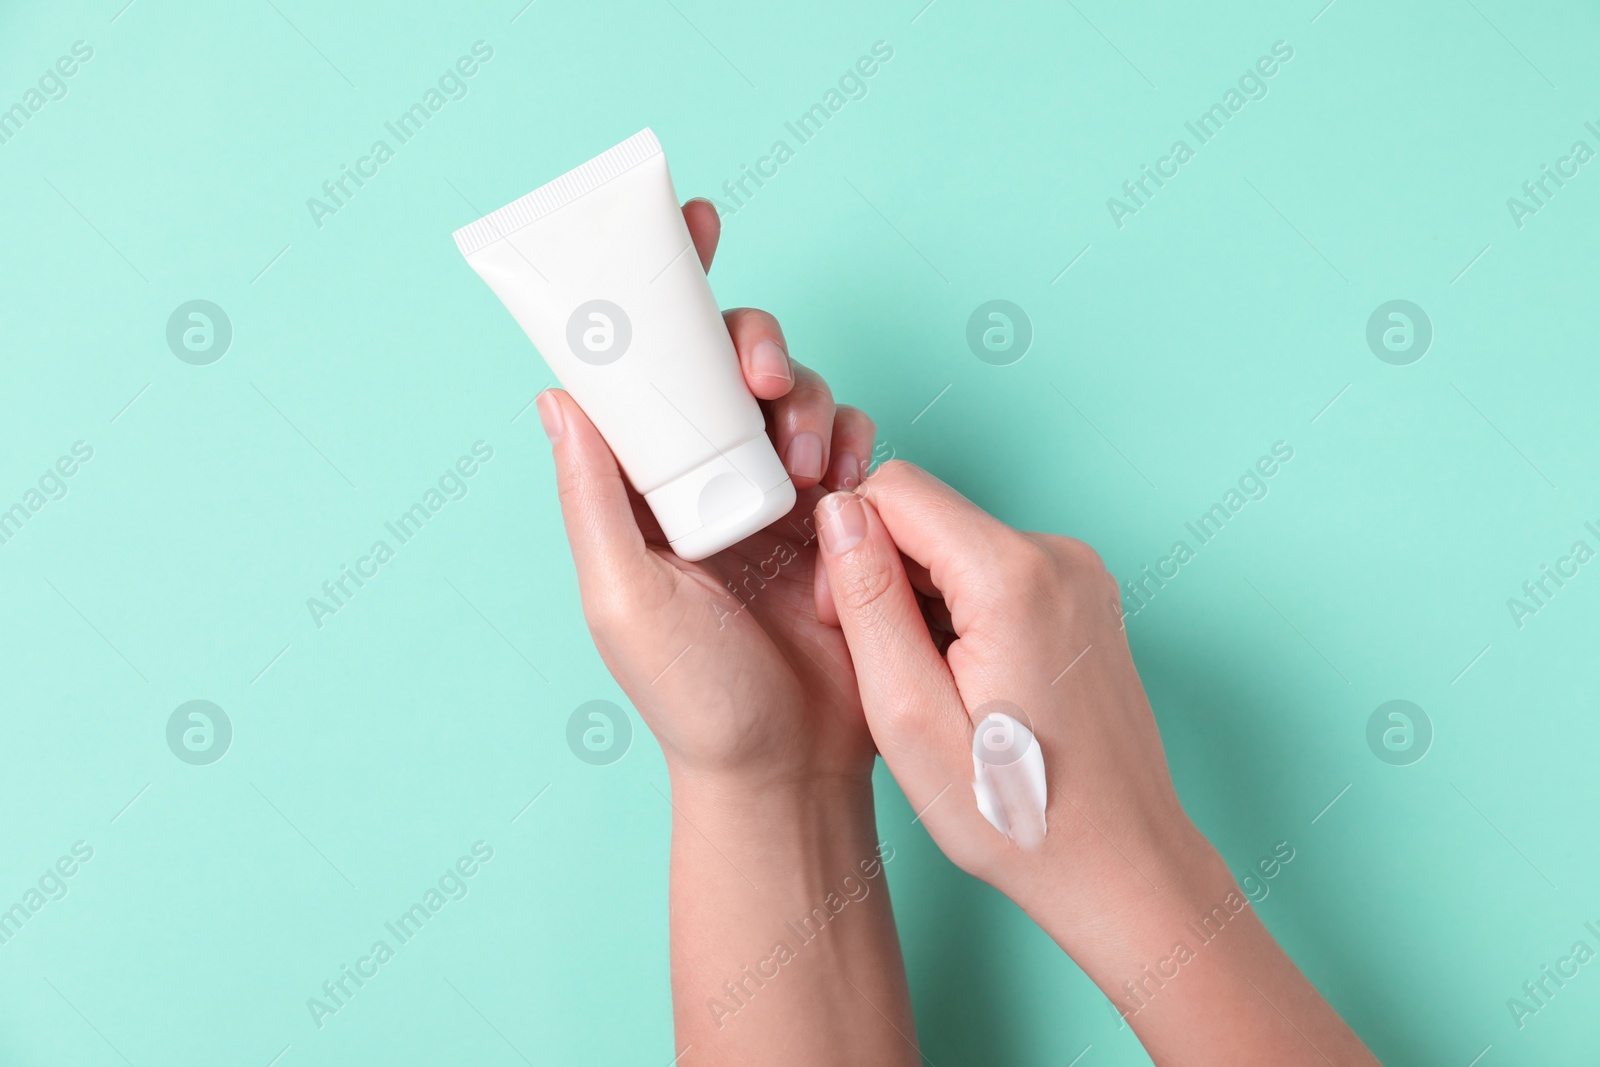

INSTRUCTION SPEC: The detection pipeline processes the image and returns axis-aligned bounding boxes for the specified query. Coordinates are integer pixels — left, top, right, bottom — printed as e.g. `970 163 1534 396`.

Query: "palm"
636 484 874 779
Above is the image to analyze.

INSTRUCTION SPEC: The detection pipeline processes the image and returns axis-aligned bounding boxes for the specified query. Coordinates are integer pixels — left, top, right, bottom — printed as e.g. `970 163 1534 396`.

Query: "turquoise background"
2 0 1598 1062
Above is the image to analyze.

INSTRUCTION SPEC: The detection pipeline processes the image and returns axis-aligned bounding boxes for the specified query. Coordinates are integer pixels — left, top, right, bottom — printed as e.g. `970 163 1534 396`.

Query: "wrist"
667 765 878 850
1020 818 1231 958
665 756 913 1061
668 758 873 810
665 765 900 1000
1029 828 1245 998
1023 831 1379 1063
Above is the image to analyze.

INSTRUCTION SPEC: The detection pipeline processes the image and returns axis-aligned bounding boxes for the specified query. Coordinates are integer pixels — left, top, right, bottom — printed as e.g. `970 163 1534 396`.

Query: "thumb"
814 491 972 815
538 389 653 594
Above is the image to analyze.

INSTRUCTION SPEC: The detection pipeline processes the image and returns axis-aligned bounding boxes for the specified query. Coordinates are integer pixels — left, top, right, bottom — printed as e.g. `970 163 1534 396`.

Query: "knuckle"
834 559 897 614
871 671 948 740
997 536 1057 586
874 696 923 740
790 369 833 405
745 303 784 337
1060 535 1109 576
1028 533 1108 580
725 307 785 345
837 404 876 441
744 306 781 332
867 458 916 487
775 385 834 436
1029 533 1121 609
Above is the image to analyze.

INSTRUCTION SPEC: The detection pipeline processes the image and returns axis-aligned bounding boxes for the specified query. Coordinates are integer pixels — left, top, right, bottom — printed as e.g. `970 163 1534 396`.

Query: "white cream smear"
971 711 1048 850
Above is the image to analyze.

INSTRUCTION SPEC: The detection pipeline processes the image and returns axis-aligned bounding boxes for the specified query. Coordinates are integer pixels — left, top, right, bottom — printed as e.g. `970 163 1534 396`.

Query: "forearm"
667 770 917 1066
1031 836 1380 1066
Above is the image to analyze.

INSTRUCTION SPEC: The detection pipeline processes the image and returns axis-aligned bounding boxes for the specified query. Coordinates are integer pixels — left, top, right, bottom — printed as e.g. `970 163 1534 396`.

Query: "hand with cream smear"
813 462 1382 1066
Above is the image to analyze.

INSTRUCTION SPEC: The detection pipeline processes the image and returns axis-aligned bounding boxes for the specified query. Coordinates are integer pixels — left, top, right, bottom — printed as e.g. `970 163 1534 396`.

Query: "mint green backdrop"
3 0 1597 1063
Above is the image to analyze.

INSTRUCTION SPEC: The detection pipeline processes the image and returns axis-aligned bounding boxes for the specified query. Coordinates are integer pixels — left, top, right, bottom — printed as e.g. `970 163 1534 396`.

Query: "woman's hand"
811 459 1203 924
538 199 918 1066
537 198 878 791
812 461 1380 1066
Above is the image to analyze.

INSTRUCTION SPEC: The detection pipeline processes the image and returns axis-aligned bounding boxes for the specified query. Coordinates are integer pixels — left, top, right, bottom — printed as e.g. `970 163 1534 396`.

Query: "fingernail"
751 339 792 383
786 431 823 480
818 493 866 554
830 450 862 490
536 391 564 443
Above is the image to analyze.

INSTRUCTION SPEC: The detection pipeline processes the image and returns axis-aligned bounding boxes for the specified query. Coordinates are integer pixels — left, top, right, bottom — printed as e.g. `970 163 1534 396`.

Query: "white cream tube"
453 129 795 561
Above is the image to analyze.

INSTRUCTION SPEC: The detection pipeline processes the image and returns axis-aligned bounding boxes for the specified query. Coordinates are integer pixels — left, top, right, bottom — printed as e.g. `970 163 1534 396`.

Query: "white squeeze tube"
452 128 795 561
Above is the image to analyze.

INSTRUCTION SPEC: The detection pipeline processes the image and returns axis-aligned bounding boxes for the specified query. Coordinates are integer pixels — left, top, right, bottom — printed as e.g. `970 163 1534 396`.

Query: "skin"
537 198 1381 1065
811 468 1383 1066
537 199 918 1066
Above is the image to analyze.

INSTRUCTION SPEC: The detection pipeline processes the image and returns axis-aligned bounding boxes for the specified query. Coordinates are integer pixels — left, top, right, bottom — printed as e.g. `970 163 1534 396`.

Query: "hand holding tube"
537 200 882 786
537 200 917 1065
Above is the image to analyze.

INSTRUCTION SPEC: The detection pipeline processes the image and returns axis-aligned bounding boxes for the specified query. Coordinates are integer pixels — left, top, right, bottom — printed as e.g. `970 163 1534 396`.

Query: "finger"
825 405 875 491
815 500 965 631
538 389 653 591
818 551 947 631
903 555 940 600
724 306 793 401
683 198 720 272
766 360 835 489
814 544 840 628
857 460 1014 618
814 491 973 811
819 572 952 637
810 422 880 628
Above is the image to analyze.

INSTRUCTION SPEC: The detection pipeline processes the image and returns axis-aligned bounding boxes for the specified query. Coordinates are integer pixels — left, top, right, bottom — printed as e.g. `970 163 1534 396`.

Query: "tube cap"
644 435 796 561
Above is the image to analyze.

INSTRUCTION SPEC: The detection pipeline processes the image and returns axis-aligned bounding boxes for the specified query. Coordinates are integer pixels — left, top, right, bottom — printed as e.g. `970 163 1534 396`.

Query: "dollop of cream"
971 710 1048 850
